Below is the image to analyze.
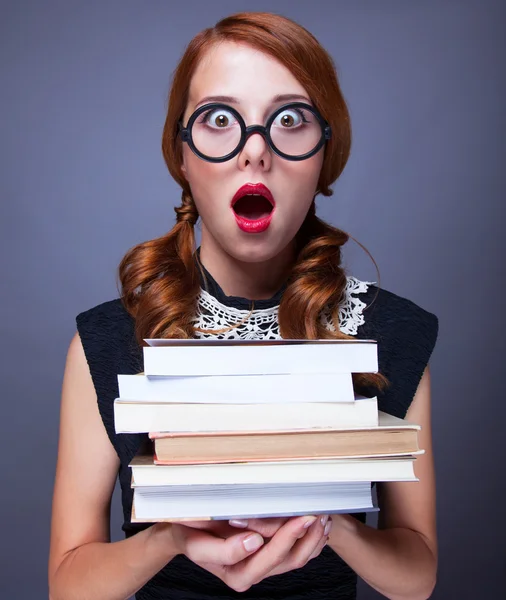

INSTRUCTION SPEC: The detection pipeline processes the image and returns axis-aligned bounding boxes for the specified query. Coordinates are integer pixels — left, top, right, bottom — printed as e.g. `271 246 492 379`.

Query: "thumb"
181 526 265 566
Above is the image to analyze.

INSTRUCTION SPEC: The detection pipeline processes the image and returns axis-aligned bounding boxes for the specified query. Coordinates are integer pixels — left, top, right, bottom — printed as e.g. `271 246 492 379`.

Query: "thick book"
148 411 420 463
114 396 378 434
117 372 355 404
142 338 378 376
131 480 377 522
130 453 417 487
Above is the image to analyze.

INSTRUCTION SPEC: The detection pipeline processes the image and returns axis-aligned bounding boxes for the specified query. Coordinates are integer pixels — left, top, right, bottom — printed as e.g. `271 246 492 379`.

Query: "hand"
228 517 289 538
196 514 333 592
167 520 268 568
164 516 289 570
180 516 289 539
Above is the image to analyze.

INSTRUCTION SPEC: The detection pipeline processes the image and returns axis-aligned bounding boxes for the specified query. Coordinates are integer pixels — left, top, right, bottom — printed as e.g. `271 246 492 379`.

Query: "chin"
224 236 293 265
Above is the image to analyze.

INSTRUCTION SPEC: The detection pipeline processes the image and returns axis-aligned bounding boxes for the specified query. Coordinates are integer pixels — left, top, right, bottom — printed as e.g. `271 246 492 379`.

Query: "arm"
48 333 271 600
48 332 180 600
327 367 437 600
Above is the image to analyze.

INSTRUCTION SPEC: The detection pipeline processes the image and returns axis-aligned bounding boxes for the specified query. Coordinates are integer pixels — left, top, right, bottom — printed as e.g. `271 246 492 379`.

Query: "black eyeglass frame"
178 102 332 163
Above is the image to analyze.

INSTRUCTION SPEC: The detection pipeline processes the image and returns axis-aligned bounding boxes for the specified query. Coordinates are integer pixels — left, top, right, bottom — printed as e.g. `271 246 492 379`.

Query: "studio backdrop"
1 1 504 598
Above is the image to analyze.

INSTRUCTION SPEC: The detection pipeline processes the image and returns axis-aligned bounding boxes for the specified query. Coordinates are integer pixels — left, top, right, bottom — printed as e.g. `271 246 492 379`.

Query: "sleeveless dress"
76 265 438 600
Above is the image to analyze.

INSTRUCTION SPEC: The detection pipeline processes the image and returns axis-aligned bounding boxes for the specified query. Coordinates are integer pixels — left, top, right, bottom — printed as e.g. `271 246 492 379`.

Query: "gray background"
1 0 504 598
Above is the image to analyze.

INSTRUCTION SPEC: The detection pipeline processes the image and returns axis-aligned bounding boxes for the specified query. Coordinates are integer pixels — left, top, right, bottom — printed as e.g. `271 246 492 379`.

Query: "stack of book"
114 339 422 522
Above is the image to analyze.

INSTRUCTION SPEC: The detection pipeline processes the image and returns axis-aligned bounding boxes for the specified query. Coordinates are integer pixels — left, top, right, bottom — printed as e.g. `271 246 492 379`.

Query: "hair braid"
118 191 200 344
279 204 389 394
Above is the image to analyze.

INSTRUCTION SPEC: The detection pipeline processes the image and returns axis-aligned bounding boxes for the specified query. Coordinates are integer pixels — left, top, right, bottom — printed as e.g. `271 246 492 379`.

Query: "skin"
228 368 438 600
181 41 324 300
48 41 437 600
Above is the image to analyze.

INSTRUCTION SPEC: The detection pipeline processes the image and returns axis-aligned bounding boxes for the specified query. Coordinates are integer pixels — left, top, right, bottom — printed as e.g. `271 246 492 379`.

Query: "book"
131 480 377 522
117 372 355 404
130 453 418 486
145 338 377 347
148 411 420 463
142 338 378 376
113 395 378 434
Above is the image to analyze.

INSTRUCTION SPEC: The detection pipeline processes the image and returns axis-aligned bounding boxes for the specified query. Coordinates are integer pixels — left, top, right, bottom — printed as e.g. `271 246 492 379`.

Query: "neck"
199 231 296 300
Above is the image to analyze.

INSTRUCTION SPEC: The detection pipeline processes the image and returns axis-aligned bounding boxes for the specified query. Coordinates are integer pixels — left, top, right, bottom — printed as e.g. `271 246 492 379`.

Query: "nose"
237 129 272 172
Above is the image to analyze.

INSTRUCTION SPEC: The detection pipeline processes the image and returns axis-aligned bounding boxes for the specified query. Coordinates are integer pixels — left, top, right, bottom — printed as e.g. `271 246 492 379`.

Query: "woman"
48 12 438 600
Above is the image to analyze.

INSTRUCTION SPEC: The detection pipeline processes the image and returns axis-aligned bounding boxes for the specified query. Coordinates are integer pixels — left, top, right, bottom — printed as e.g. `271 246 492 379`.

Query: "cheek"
282 153 323 198
182 149 230 213
301 152 324 185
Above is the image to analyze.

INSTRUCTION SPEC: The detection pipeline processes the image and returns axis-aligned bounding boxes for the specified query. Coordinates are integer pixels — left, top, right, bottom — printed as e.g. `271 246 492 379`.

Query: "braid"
118 191 200 343
119 193 387 391
175 190 199 226
279 203 389 394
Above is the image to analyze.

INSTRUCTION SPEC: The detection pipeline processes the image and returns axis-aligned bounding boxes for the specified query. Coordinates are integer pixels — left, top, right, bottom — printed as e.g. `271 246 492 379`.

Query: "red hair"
119 12 387 392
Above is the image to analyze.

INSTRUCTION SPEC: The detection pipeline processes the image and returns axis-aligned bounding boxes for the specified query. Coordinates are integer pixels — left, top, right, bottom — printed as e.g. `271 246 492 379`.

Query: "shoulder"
74 299 145 468
75 298 141 376
348 278 439 417
76 298 136 350
76 298 133 330
353 281 439 348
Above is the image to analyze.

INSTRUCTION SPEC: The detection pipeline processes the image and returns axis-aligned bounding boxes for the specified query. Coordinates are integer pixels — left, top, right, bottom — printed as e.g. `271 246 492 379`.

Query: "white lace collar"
193 276 373 340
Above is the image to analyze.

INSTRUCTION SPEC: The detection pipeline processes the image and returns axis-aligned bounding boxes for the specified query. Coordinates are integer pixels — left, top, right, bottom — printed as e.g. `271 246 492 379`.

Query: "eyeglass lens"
191 105 323 159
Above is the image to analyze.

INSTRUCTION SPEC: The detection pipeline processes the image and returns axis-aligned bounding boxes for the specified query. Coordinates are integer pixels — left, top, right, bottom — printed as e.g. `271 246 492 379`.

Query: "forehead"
188 41 308 107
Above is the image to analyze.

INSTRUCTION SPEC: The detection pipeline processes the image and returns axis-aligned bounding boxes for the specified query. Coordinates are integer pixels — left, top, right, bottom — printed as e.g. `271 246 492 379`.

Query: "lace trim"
193 276 373 340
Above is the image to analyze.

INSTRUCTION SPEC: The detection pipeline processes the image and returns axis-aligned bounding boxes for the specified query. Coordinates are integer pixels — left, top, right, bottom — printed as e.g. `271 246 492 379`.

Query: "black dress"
76 268 438 599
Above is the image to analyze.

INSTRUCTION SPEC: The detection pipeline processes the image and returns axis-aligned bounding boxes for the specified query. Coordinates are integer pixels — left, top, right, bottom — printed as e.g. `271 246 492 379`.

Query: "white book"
130 455 417 487
145 338 376 347
114 396 378 434
142 339 378 376
117 372 354 404
132 480 376 521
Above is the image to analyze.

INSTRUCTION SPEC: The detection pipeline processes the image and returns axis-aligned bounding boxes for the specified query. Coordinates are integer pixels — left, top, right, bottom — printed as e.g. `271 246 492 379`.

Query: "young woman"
49 12 438 600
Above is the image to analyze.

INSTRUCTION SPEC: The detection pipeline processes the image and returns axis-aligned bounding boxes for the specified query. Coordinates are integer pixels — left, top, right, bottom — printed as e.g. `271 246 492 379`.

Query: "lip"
231 183 275 234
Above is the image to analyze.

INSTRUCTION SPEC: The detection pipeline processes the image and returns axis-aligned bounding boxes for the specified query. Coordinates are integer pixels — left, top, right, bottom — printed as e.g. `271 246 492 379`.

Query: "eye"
272 109 307 128
199 108 237 129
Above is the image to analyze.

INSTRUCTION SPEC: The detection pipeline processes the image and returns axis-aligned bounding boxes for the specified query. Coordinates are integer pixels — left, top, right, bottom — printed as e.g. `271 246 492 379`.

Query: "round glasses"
178 102 332 163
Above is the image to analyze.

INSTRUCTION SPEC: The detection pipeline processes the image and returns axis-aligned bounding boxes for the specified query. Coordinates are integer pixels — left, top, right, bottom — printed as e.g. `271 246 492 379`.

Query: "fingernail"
229 519 248 528
303 516 317 529
324 519 333 536
243 533 264 552
320 515 329 527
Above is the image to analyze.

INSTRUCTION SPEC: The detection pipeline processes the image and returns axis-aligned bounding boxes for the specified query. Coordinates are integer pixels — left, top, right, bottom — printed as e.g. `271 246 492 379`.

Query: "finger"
306 517 332 562
307 517 332 561
265 516 331 577
173 524 265 566
226 515 318 586
307 535 328 562
228 517 289 537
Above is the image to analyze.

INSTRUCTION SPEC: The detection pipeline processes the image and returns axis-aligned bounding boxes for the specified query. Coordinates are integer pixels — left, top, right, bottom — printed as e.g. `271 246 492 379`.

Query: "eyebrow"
194 93 311 108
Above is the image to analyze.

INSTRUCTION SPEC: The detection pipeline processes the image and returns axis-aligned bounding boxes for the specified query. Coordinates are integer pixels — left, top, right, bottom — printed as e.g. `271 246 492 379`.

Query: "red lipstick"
231 183 275 234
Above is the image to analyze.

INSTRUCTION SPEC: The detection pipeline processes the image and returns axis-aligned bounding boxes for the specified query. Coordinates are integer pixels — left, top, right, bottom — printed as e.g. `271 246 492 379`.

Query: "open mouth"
232 194 274 221
231 183 275 233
